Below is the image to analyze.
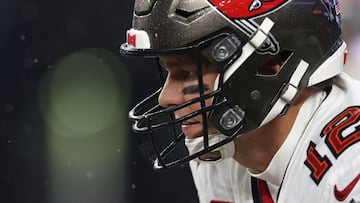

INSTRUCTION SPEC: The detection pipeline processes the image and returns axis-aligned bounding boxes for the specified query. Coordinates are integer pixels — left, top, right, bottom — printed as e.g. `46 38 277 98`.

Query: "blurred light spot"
39 48 131 203
86 170 94 179
20 35 26 41
38 49 128 137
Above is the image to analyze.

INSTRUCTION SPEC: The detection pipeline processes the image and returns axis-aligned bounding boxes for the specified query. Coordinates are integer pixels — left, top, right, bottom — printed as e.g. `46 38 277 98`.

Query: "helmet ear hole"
256 50 293 76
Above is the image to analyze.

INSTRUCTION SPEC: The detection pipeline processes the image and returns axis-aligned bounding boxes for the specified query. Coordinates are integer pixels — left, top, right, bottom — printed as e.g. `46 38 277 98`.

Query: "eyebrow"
159 56 196 70
182 84 210 95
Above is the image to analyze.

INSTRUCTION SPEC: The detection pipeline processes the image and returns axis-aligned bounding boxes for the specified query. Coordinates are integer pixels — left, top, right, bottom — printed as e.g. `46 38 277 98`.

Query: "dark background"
0 0 197 202
1 1 359 203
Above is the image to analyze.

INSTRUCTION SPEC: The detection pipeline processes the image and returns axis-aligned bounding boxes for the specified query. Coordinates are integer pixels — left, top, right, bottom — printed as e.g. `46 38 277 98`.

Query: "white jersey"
190 73 360 203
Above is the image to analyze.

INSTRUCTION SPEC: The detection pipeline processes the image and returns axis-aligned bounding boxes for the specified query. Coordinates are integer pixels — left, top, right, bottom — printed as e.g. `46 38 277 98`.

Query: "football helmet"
120 0 346 171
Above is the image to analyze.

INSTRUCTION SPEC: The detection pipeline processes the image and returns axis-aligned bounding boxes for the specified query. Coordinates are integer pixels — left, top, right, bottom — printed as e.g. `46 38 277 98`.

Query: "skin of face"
158 54 219 139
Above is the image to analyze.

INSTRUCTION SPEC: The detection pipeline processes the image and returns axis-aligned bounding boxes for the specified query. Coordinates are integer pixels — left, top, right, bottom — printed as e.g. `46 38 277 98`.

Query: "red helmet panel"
208 0 289 18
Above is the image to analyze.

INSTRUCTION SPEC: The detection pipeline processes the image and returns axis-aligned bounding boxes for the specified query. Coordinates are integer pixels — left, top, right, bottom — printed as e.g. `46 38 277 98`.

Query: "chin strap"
261 59 310 126
261 41 347 126
185 134 235 163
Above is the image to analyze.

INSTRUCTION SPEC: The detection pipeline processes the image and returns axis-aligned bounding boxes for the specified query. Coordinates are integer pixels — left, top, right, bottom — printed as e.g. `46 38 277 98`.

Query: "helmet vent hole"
174 6 209 21
175 9 195 18
171 1 210 23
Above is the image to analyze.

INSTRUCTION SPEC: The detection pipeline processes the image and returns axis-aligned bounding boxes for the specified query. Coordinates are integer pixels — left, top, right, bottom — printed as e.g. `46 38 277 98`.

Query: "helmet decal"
206 0 285 55
235 18 280 55
314 0 341 26
208 0 290 19
320 0 341 16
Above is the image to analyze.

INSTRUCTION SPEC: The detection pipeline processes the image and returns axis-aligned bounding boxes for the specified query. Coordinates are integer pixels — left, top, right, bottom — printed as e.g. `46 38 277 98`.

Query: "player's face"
158 53 284 140
158 54 219 139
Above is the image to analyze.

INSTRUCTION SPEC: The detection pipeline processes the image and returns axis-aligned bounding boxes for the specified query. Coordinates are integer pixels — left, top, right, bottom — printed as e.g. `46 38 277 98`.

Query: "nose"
158 76 184 108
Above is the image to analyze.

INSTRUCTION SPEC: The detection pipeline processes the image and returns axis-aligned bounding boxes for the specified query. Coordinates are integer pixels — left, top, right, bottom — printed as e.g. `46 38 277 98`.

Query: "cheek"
184 72 218 108
205 72 218 91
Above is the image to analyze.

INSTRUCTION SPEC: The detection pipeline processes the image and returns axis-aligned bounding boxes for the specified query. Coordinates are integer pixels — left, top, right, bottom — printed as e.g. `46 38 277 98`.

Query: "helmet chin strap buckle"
278 83 297 116
281 83 298 104
261 59 309 125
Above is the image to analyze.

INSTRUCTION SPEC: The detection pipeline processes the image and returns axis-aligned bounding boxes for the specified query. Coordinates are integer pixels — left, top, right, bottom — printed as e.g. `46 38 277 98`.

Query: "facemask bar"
129 88 223 132
196 52 210 151
129 86 231 170
153 131 240 171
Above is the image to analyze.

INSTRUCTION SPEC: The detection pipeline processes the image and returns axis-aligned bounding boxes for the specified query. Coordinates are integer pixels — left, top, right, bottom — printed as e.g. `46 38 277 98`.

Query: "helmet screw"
220 105 245 130
250 90 262 101
216 46 229 60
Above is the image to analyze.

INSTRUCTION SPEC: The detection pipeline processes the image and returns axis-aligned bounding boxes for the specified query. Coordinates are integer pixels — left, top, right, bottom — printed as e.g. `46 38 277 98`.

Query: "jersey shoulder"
303 73 360 202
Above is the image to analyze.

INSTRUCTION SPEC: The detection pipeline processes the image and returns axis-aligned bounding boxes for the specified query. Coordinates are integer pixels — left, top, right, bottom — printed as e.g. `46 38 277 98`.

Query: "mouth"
181 121 202 138
181 121 200 127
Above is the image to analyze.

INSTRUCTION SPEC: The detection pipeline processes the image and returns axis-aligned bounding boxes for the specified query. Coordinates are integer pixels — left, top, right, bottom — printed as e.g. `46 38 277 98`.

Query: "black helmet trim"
120 29 237 57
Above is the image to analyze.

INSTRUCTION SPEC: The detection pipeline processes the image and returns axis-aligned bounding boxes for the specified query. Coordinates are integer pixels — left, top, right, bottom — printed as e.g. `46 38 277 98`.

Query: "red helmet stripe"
208 0 288 19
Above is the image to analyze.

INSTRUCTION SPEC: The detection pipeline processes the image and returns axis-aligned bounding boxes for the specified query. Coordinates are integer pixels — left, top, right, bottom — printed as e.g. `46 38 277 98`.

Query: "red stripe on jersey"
258 179 274 203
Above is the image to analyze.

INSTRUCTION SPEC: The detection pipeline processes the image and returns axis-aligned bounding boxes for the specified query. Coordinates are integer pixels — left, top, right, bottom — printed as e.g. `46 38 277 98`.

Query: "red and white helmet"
121 0 346 170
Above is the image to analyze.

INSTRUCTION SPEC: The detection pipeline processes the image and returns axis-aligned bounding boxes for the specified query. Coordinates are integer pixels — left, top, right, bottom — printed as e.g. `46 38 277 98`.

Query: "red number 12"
305 106 360 184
